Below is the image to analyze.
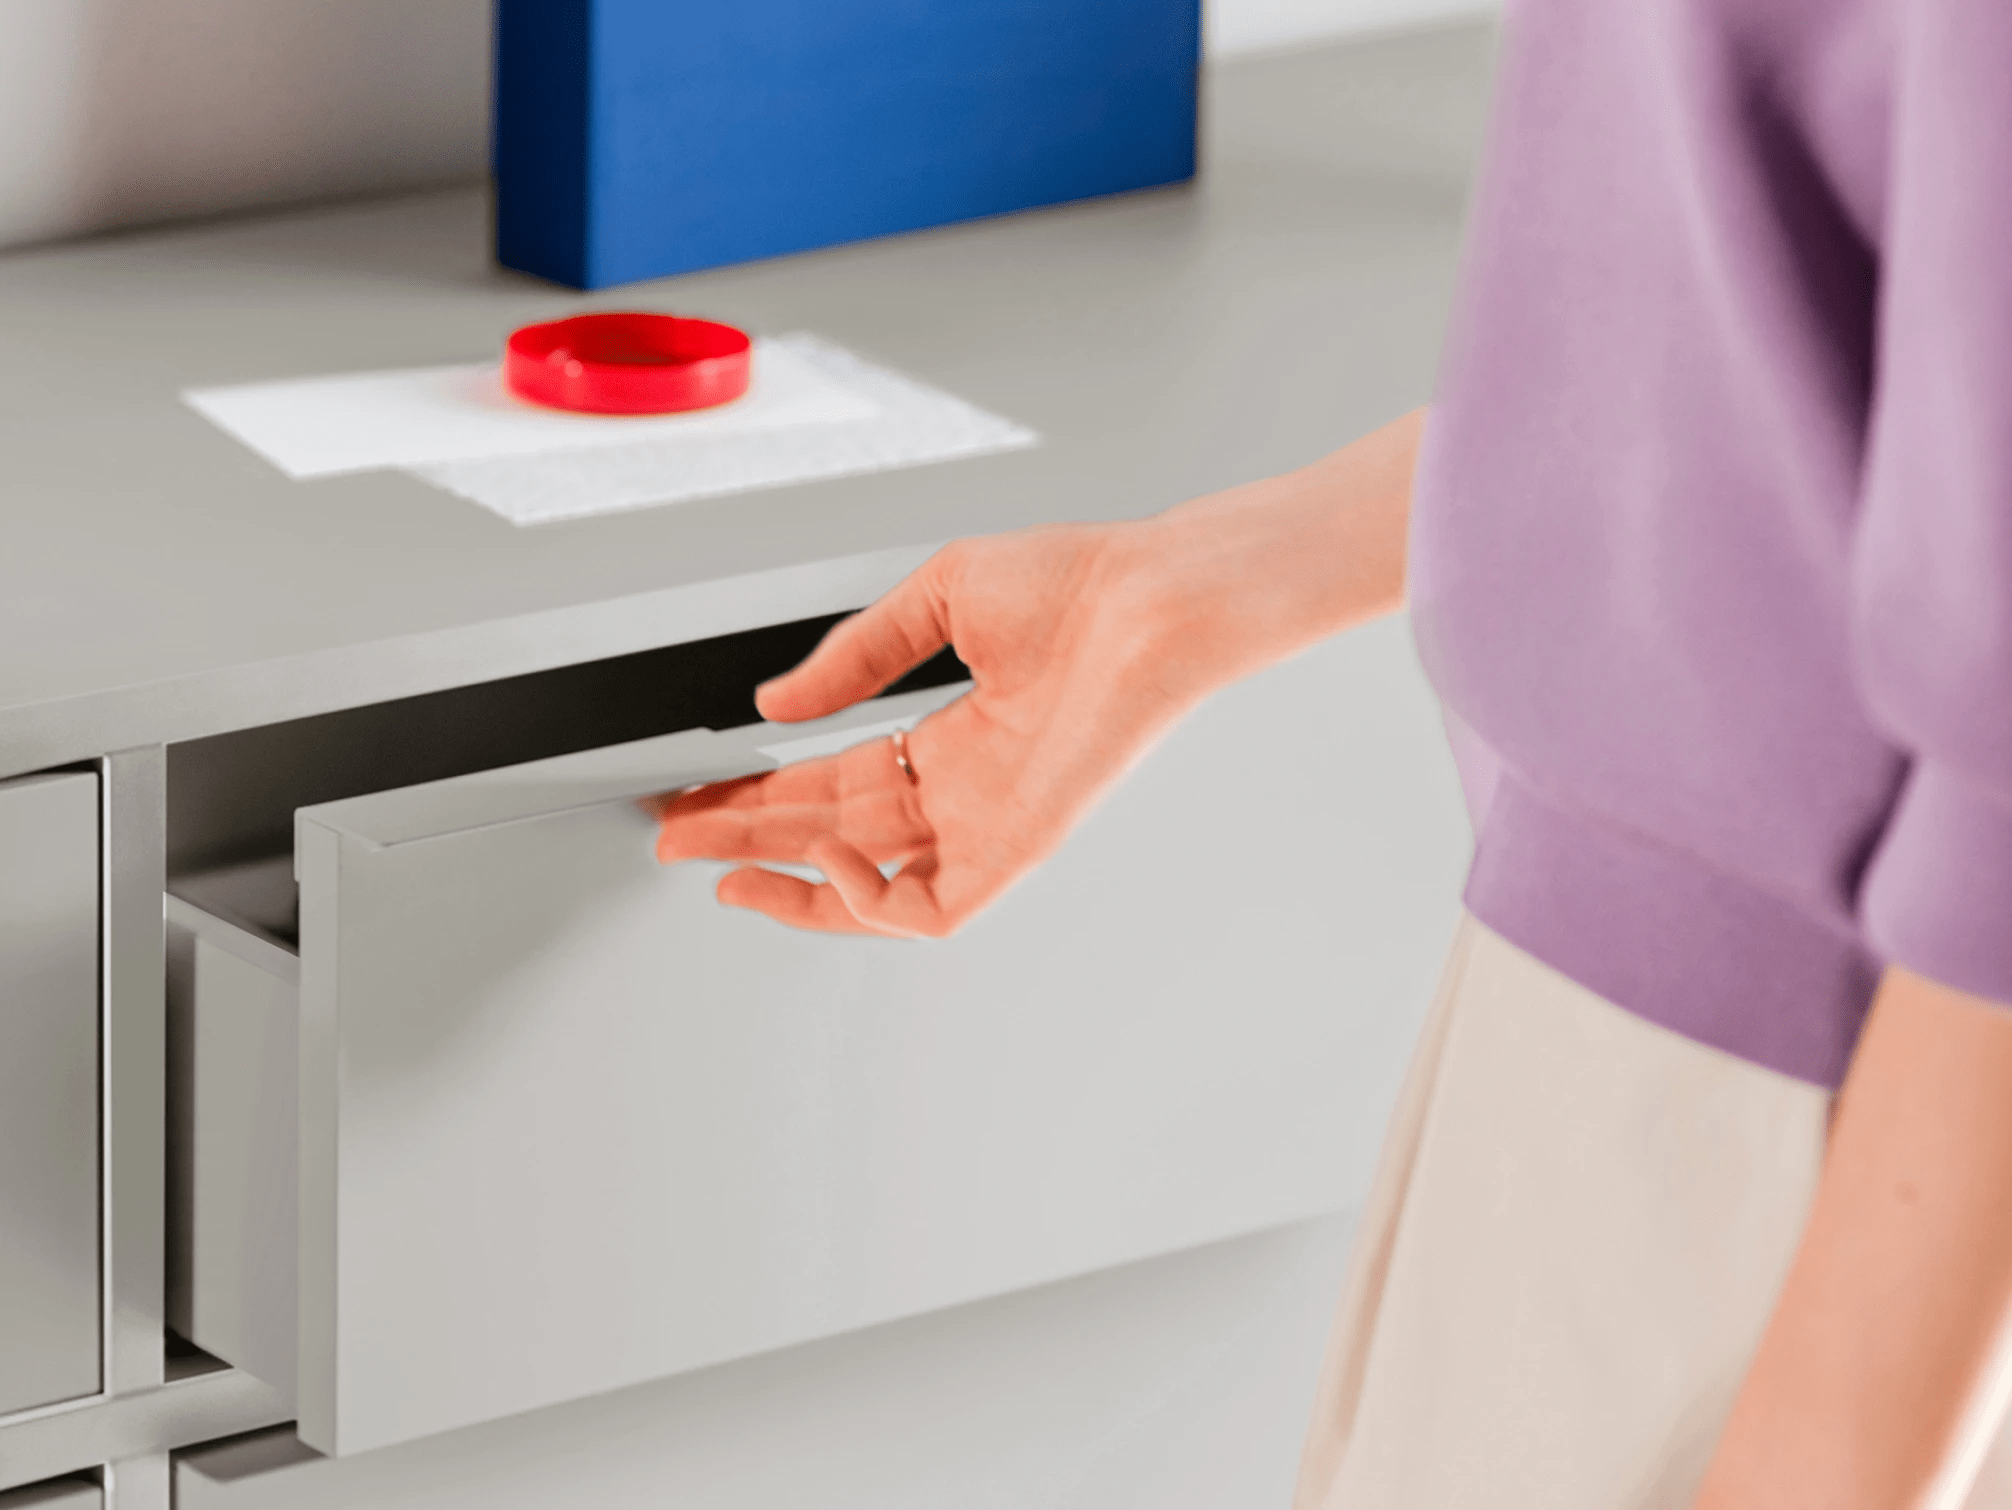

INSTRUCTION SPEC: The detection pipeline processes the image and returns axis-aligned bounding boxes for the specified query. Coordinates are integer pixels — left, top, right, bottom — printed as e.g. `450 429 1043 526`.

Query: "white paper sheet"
415 336 1039 527
183 337 880 479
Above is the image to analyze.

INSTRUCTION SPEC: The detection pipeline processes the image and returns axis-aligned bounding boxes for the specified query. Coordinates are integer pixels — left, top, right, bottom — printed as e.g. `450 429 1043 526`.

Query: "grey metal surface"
102 751 165 1399
0 772 101 1419
0 1476 101 1510
101 1456 166 1510
0 1369 285 1494
0 25 1495 781
168 613 1464 1456
174 1216 1352 1510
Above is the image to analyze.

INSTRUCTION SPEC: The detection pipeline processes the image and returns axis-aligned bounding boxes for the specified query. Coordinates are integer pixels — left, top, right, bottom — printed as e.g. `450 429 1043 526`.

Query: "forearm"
1695 967 2012 1509
1111 407 1422 701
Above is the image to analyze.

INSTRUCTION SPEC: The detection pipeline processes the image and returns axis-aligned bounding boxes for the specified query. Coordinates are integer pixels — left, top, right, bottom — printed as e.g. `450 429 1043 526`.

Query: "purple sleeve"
1852 0 2012 1004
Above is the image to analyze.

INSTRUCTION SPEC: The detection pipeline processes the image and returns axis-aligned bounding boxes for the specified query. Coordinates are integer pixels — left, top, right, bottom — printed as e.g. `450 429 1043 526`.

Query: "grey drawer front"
0 772 102 1417
176 622 1468 1458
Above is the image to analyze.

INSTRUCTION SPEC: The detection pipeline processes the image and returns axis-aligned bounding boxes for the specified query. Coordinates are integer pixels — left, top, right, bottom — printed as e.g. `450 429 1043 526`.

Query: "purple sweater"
1410 0 2012 1087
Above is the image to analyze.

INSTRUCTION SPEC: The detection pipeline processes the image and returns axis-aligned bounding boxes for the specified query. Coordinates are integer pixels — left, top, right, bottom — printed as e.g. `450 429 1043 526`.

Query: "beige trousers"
1293 913 2012 1510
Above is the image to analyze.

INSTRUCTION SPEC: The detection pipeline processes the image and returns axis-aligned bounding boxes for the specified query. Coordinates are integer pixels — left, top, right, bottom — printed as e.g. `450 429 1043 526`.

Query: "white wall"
0 0 490 250
0 0 1493 253
1207 0 1492 57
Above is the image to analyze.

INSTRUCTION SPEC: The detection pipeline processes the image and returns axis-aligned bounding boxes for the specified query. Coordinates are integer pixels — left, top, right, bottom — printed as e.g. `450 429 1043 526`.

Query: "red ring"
505 312 753 415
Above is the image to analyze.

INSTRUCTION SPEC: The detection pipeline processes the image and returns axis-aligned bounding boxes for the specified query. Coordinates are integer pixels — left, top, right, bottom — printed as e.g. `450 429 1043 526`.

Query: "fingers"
655 777 768 863
655 741 930 866
653 759 838 864
755 546 962 723
708 842 974 939
641 771 765 827
807 837 954 939
714 865 890 935
708 839 947 939
805 838 907 936
656 809 837 865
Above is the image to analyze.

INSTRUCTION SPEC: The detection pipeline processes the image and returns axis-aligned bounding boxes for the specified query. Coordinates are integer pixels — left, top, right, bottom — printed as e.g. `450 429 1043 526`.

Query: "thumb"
756 547 960 722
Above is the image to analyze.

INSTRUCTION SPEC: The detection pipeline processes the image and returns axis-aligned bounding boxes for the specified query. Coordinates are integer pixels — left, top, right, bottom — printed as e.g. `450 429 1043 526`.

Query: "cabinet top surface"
0 28 1490 776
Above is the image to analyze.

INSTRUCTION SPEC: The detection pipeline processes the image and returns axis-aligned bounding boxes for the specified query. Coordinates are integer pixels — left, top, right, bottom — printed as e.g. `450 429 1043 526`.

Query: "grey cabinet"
0 772 102 1418
168 1217 1354 1510
167 625 1467 1459
0 1478 101 1510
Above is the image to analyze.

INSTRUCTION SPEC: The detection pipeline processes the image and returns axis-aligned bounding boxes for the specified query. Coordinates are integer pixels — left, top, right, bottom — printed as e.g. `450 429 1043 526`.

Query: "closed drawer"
167 625 1466 1457
0 771 101 1418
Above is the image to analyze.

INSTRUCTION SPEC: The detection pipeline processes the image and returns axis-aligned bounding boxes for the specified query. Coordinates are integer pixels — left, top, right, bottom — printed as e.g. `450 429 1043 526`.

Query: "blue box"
494 0 1202 290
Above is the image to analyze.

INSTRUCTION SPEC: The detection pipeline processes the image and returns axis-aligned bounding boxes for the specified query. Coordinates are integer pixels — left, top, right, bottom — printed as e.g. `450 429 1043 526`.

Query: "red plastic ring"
505 312 753 415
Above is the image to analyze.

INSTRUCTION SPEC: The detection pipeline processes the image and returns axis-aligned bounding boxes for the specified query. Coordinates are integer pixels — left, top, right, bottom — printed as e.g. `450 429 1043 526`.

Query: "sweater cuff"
1860 760 2012 1008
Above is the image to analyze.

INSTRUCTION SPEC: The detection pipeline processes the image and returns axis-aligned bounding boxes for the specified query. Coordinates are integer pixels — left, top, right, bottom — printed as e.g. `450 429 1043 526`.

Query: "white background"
0 0 1493 252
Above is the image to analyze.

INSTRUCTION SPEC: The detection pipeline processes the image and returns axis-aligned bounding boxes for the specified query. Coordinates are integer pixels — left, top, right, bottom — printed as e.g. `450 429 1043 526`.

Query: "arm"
1694 969 2012 1510
655 408 1422 936
1702 8 2012 1501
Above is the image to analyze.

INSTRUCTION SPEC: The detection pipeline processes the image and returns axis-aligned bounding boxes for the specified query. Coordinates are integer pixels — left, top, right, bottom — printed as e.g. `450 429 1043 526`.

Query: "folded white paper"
183 337 879 479
416 336 1039 527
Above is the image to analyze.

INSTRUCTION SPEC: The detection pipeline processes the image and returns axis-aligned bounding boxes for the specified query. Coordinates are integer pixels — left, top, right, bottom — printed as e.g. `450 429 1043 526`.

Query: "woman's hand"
653 521 1192 936
653 409 1423 936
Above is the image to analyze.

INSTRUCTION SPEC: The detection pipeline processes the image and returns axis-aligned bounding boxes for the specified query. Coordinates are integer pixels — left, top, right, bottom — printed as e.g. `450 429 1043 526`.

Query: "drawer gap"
165 611 967 886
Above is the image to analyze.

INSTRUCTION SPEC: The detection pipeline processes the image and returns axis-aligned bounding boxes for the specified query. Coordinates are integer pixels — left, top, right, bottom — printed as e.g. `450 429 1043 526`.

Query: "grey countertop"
0 24 1492 780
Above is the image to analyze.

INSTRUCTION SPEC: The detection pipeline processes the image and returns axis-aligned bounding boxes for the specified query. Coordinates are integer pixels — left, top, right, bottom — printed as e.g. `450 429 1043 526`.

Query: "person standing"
657 1 2012 1503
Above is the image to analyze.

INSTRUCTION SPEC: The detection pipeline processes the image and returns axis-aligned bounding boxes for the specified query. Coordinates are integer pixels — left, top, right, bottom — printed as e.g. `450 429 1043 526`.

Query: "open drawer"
165 633 1461 1458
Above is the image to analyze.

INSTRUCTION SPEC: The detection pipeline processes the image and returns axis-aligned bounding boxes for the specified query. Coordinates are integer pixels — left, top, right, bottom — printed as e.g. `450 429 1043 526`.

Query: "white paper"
415 336 1039 527
183 337 879 480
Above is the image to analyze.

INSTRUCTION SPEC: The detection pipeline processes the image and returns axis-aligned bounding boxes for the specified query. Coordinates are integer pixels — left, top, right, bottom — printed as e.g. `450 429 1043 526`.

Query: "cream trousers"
1293 913 2012 1510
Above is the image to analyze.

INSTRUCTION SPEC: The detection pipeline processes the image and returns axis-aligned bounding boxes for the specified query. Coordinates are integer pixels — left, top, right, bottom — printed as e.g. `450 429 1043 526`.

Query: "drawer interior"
172 854 299 949
165 609 968 884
